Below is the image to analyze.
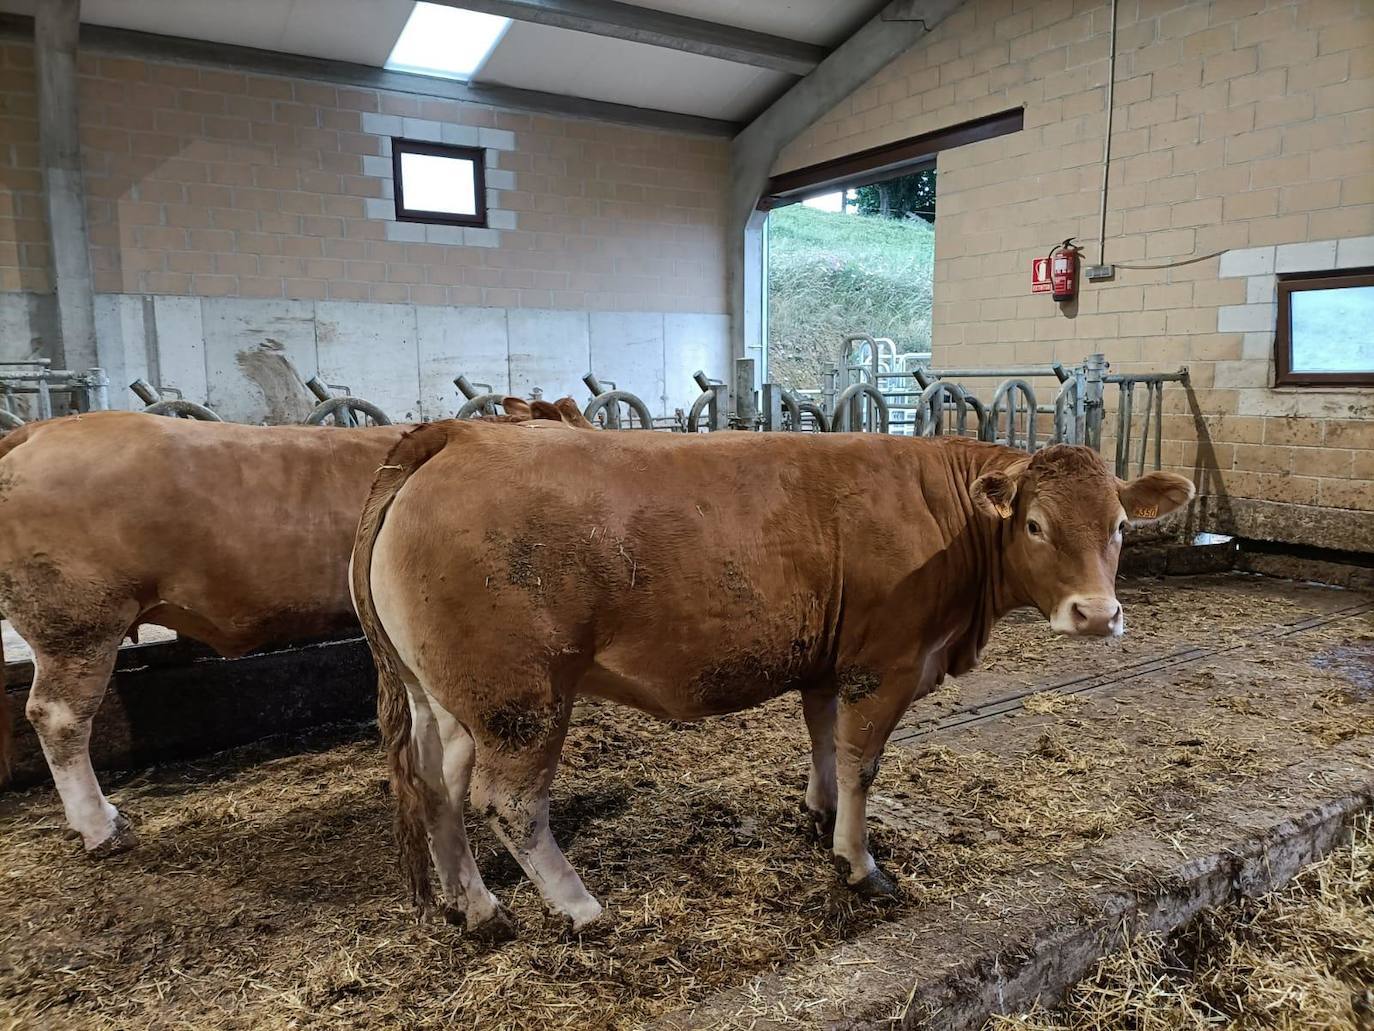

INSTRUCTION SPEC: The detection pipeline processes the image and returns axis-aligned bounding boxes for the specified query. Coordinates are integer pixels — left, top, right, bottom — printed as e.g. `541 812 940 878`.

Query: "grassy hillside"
767 204 935 391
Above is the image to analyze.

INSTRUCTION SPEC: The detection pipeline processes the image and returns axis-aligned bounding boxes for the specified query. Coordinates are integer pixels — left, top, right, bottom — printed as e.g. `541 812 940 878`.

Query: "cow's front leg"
831 673 908 897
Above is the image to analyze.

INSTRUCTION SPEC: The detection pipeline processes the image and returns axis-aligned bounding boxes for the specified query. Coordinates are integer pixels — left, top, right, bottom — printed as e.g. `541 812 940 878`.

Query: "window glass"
1288 285 1374 373
399 151 477 217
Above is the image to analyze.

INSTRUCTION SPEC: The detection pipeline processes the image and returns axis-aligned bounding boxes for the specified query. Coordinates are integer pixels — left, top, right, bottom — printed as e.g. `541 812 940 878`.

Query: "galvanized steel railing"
456 347 1188 478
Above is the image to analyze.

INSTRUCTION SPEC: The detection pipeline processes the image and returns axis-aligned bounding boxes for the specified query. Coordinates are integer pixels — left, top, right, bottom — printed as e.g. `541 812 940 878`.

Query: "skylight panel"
385 3 510 81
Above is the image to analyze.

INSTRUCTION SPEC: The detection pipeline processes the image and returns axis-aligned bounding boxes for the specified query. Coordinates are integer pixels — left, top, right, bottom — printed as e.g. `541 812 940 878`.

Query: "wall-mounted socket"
1086 264 1114 281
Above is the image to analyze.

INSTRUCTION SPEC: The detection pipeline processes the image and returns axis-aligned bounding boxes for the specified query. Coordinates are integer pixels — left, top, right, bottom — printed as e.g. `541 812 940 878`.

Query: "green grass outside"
766 204 935 391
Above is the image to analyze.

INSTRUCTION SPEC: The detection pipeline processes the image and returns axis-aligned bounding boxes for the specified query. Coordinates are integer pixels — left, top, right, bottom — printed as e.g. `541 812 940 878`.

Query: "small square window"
1274 267 1374 387
392 139 487 227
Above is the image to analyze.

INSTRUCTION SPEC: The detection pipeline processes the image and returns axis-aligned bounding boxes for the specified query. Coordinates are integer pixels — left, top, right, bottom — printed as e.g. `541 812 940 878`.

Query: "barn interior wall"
775 0 1373 547
0 41 730 419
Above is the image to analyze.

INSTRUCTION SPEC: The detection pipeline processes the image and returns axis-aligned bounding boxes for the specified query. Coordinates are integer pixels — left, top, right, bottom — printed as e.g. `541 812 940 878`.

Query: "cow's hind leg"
469 689 602 933
27 632 134 854
405 679 513 938
801 688 838 847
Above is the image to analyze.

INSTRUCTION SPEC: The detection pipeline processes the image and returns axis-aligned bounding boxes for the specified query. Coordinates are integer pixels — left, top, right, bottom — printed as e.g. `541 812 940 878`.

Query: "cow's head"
971 445 1194 637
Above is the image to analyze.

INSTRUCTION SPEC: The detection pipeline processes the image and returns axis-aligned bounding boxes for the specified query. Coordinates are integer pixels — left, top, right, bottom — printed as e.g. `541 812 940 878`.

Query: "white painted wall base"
0 293 730 424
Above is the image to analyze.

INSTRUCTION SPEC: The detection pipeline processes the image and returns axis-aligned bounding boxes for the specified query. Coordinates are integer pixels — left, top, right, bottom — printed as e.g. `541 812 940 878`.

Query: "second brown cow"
352 420 1195 937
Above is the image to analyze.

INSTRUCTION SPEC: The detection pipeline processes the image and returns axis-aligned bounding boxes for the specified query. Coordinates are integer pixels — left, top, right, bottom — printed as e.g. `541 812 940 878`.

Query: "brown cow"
0 400 585 852
352 422 1194 936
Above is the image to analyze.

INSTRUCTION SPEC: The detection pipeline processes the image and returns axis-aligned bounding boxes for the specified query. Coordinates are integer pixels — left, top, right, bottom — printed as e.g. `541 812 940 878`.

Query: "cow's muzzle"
1051 595 1123 637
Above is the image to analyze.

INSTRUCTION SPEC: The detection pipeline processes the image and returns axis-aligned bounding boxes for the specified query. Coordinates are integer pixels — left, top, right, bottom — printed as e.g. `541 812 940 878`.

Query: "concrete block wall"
0 40 730 421
774 0 1374 541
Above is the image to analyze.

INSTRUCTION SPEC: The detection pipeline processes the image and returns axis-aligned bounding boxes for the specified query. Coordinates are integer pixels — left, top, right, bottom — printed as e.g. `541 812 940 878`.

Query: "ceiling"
0 0 890 123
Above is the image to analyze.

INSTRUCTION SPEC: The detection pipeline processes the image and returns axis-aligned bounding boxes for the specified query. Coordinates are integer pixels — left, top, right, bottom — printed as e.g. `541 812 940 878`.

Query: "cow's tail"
0 629 11 788
351 420 456 912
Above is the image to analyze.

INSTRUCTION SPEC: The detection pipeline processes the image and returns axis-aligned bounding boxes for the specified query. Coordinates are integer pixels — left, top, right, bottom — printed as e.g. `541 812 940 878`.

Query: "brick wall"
0 41 728 312
776 0 1374 539
0 40 732 420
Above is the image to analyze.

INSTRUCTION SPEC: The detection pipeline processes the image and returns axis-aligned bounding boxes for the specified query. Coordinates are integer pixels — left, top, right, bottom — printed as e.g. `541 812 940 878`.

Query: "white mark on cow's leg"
406 682 503 929
483 789 602 932
470 695 601 932
28 650 127 852
801 691 838 822
34 702 117 848
831 750 877 885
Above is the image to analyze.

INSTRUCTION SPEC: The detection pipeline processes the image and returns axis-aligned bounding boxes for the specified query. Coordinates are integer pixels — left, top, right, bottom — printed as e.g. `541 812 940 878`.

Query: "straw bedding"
0 577 1369 1029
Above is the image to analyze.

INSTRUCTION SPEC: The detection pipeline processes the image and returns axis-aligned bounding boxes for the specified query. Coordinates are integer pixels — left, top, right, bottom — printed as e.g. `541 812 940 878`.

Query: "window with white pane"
1274 268 1374 387
392 139 487 228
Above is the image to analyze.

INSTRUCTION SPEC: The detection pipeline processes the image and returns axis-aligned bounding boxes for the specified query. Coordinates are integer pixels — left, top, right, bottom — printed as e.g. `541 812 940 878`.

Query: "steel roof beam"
439 0 828 76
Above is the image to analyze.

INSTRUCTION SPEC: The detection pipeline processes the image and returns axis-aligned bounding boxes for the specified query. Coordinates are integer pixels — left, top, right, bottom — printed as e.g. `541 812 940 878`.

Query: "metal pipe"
456 393 505 419
305 376 332 403
1153 380 1164 472
1103 368 1187 383
583 389 653 430
85 367 109 411
130 378 160 405
1097 0 1118 268
927 366 1067 379
453 374 482 400
1137 381 1152 478
832 382 889 433
988 378 1038 451
1084 353 1108 450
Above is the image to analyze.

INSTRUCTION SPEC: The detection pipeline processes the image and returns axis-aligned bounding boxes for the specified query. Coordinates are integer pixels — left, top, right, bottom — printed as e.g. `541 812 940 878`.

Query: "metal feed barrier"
502 341 1185 479
303 377 391 426
130 378 222 420
0 360 110 431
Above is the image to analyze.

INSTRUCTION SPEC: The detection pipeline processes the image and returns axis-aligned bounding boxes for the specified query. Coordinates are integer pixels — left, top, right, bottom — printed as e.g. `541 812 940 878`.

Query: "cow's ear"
970 469 1021 520
554 397 597 430
529 400 562 422
501 396 532 420
1118 471 1195 521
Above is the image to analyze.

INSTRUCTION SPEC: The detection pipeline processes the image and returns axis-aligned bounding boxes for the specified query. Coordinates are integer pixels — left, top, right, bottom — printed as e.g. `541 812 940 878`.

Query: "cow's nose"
1070 598 1122 636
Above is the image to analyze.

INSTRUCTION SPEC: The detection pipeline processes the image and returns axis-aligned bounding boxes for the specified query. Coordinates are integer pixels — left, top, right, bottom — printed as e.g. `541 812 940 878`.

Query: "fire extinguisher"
1048 238 1080 302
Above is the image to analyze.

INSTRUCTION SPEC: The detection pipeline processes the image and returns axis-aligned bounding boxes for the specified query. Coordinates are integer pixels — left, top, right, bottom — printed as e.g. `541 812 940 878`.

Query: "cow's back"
374 424 984 718
0 411 405 655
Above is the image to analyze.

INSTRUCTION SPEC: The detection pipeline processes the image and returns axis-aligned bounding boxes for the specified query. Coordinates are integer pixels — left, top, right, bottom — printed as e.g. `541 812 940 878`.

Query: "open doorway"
765 167 936 394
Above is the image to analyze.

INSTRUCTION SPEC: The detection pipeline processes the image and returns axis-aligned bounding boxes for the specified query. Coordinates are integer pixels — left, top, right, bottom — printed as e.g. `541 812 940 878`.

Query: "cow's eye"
1027 519 1042 537
1117 520 1128 535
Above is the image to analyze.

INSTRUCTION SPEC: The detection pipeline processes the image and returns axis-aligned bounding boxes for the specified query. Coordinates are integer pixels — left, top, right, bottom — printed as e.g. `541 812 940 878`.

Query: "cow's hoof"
439 904 468 928
546 900 608 941
849 865 901 900
468 906 519 943
87 813 138 858
802 804 836 849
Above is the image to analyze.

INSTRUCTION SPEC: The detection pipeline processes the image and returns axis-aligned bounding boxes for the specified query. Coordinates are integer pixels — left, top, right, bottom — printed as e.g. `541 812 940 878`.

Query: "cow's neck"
926 444 1031 678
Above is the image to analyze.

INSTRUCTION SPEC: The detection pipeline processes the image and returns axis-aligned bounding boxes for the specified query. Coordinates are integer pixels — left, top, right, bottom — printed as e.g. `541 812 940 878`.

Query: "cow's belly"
578 661 803 720
577 619 823 720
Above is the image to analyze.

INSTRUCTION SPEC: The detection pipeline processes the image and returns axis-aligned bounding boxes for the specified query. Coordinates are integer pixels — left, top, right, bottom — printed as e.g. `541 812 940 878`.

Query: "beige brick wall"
0 42 729 314
777 0 1374 520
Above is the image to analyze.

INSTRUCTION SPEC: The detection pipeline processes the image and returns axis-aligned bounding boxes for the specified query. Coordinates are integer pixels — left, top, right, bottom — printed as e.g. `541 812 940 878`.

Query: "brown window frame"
758 107 1024 210
1274 266 1374 387
392 138 487 228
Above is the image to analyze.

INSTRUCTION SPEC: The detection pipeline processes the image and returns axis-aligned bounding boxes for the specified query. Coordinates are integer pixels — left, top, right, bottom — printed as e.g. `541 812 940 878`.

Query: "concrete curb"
657 742 1374 1030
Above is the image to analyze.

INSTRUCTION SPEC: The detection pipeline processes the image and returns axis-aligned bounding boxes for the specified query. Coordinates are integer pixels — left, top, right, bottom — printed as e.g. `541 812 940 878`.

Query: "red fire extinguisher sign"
1031 256 1052 293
